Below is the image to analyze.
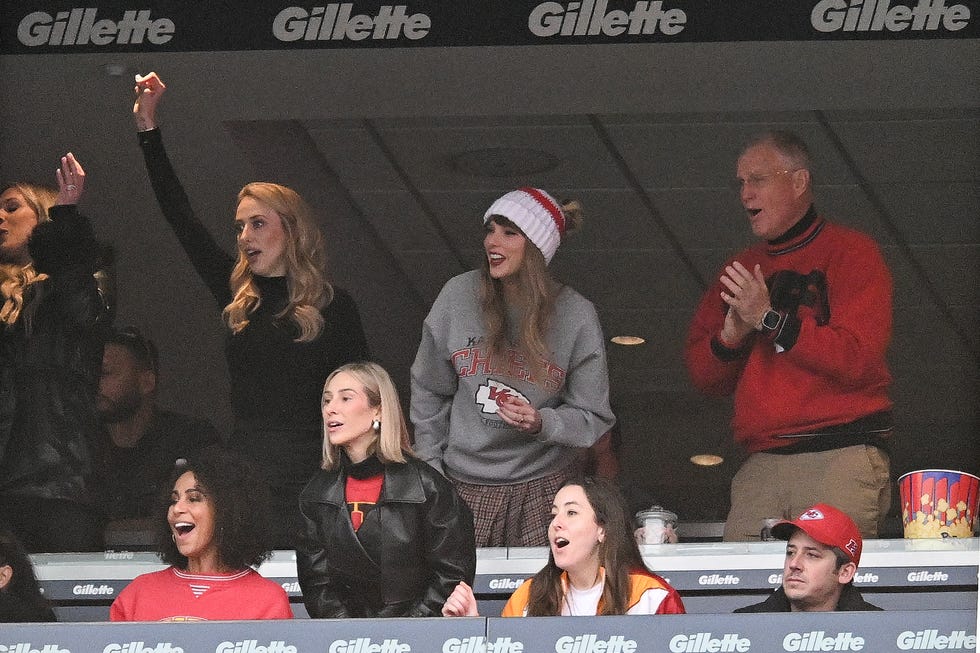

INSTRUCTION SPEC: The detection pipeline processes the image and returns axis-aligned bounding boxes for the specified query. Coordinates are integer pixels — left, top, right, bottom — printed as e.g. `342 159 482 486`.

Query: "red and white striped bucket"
898 469 980 538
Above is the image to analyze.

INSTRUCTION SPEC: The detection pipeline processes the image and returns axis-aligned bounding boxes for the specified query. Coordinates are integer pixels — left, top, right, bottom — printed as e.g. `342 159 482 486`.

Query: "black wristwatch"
759 309 783 332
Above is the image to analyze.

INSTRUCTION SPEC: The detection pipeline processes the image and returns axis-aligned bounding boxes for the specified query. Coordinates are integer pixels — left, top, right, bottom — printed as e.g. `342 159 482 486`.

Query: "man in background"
96 326 220 536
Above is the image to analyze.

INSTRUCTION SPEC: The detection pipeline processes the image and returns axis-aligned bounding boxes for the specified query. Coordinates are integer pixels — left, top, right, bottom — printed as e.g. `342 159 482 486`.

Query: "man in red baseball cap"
735 503 881 612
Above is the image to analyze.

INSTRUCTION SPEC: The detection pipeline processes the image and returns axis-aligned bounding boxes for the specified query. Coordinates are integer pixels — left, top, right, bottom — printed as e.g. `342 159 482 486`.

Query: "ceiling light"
103 63 126 77
690 454 724 467
610 335 645 345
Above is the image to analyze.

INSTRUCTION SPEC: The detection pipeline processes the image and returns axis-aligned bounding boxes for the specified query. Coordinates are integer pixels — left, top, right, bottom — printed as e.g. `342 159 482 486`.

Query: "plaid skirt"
451 468 571 547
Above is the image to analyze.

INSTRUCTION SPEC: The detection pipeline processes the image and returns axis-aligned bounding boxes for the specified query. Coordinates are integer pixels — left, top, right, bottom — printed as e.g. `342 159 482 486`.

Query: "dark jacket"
0 205 106 506
734 584 882 613
297 455 476 618
0 591 57 623
95 409 221 521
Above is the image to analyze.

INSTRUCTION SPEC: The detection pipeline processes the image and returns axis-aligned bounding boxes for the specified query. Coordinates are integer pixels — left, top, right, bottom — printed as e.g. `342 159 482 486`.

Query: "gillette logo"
698 573 740 586
272 5 431 41
669 634 750 653
852 572 879 584
327 641 409 653
897 630 976 650
907 571 949 582
0 647 69 653
444 638 524 653
73 584 114 595
783 632 865 651
103 645 183 653
529 1 686 37
556 635 637 653
216 643 296 653
17 9 175 46
488 578 524 590
811 0 970 32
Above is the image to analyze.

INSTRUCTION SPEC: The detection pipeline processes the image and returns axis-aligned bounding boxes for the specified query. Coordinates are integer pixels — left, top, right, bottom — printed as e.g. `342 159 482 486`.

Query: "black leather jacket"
0 205 106 506
297 455 476 618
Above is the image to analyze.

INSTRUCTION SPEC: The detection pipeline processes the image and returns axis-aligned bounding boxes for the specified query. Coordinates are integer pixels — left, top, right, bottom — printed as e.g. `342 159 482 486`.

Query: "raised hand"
55 153 85 206
133 71 167 131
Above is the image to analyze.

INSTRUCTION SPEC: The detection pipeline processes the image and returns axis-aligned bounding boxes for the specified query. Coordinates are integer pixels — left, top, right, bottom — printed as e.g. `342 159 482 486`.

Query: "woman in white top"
442 476 686 617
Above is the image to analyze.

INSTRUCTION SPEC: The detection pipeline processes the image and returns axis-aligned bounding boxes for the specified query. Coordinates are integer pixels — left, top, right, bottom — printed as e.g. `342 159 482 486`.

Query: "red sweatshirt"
685 214 892 452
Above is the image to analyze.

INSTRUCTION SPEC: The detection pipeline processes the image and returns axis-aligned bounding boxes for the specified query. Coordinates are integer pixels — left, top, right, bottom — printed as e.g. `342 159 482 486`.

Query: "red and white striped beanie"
483 187 566 264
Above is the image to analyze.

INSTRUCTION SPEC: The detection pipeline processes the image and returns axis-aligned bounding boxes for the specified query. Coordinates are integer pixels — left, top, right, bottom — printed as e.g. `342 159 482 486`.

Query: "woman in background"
298 362 475 618
0 530 56 622
442 476 685 617
411 187 615 546
0 154 108 552
110 447 292 621
132 72 370 546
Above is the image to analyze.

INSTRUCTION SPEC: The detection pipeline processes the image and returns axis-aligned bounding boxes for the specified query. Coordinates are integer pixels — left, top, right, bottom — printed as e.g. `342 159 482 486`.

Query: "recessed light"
611 335 645 345
690 454 724 466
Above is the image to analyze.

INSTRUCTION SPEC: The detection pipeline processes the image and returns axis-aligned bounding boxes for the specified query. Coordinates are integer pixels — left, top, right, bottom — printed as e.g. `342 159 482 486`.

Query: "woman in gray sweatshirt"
410 187 615 547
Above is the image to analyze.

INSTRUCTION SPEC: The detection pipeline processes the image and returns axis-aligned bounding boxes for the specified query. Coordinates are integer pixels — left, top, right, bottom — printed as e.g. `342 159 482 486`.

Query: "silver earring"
372 419 381 433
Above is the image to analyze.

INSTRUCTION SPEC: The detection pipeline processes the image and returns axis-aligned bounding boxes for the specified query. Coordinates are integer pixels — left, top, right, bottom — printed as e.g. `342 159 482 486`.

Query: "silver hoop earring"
372 419 381 433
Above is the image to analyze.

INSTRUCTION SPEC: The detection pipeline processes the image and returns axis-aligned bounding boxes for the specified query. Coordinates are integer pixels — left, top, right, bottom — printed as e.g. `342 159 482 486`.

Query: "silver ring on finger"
66 184 77 191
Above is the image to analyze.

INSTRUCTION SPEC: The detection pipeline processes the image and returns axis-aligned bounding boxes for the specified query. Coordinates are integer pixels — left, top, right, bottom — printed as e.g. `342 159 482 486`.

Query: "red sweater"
685 215 892 452
110 567 292 621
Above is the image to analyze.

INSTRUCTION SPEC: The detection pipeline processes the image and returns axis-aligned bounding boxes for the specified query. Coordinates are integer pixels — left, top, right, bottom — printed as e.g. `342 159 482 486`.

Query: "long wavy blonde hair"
0 183 56 326
222 182 333 342
320 361 414 470
479 200 583 376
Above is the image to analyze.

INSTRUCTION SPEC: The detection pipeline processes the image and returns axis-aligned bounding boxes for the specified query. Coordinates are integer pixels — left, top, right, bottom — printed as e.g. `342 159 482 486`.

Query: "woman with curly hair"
411 188 615 546
0 153 109 553
110 447 292 621
132 72 370 547
0 529 56 622
443 476 685 617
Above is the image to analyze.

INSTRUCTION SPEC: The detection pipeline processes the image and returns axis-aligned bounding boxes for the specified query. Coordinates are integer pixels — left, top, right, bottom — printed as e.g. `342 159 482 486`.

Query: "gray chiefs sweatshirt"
410 271 615 484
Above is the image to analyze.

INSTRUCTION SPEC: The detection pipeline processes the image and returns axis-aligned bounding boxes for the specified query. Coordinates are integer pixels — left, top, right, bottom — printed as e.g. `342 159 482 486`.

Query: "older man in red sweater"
686 130 893 541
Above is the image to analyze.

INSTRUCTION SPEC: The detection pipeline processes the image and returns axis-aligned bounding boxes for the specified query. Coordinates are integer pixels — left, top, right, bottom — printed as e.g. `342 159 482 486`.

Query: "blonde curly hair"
0 183 56 326
222 182 332 342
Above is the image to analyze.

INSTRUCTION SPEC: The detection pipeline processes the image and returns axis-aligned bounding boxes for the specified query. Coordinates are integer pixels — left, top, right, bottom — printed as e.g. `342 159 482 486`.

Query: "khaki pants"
723 445 891 541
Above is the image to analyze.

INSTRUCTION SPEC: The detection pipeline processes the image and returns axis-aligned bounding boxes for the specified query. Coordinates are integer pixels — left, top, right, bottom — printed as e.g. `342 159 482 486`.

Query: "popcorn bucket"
898 469 980 538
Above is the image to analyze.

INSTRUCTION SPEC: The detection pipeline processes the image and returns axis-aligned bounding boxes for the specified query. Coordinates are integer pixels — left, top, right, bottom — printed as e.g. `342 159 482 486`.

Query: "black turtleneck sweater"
138 128 370 478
